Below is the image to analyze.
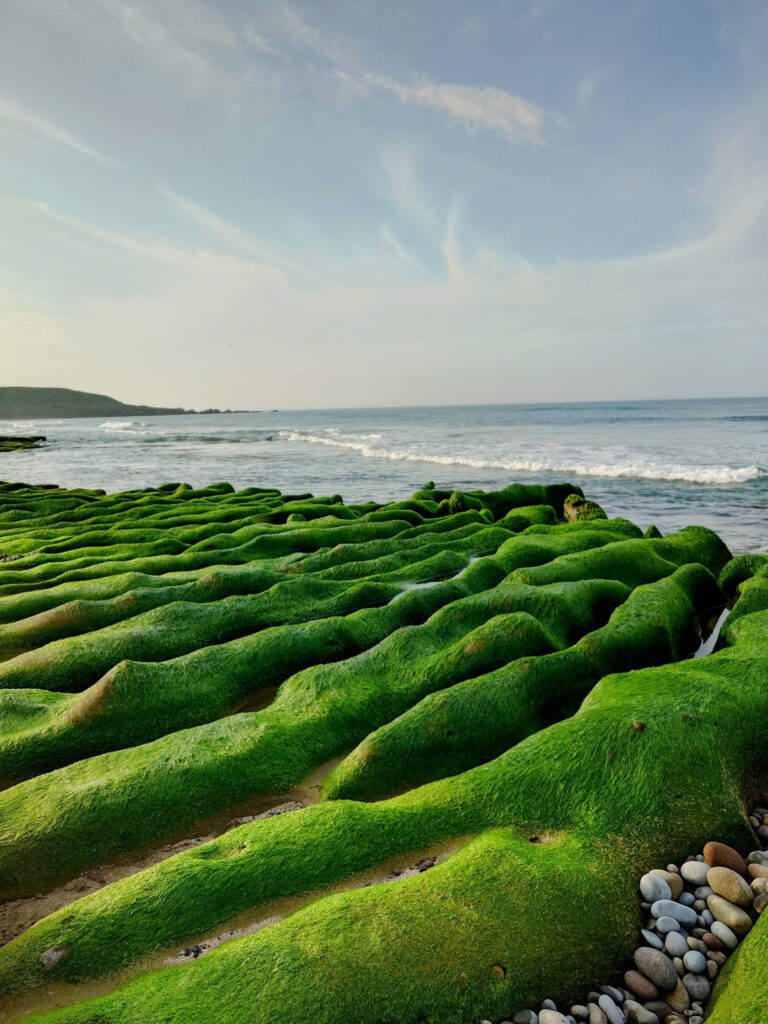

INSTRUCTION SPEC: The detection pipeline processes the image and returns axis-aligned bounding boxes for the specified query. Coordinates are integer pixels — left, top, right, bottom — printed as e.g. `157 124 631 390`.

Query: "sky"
1 0 767 410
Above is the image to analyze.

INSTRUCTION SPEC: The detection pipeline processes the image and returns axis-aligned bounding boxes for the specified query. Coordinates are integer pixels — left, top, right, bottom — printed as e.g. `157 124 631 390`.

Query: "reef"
0 437 45 453
0 478 765 1024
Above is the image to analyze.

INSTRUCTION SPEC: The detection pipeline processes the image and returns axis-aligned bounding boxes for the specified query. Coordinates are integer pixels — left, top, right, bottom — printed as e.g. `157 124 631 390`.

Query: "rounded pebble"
703 841 748 877
682 973 710 1001
640 928 663 950
755 893 768 914
597 995 624 1024
655 916 682 935
539 1012 569 1024
650 900 697 926
587 1006 607 1024
623 1003 659 1024
634 947 677 992
682 951 706 974
707 894 753 935
680 862 709 886
711 920 739 949
664 931 688 958
706 866 754 907
664 977 689 1013
570 1008 588 1021
599 986 623 1005
706 960 719 981
640 873 671 902
624 970 658 1001
649 870 683 900
676 892 695 908
514 1013 539 1024
748 862 768 879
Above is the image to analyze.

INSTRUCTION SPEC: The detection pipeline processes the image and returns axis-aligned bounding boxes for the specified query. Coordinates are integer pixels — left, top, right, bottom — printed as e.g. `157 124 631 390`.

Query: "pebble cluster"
486 805 768 1024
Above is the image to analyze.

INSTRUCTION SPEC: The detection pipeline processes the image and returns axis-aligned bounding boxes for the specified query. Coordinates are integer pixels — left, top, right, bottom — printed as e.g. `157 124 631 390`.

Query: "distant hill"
0 388 246 420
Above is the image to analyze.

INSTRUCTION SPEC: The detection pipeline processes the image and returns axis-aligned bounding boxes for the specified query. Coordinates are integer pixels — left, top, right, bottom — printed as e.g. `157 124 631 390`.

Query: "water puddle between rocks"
694 606 730 658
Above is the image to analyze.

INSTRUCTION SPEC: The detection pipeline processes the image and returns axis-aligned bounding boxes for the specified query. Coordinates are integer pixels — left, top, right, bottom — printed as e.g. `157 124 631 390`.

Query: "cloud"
0 94 111 164
364 74 545 144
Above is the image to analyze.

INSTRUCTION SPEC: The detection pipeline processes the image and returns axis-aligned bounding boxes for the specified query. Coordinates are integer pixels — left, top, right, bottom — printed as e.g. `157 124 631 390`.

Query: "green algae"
0 479 765 1024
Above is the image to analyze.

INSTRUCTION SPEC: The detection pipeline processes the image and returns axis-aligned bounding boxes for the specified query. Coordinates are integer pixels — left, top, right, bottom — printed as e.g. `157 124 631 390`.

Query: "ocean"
1 397 766 553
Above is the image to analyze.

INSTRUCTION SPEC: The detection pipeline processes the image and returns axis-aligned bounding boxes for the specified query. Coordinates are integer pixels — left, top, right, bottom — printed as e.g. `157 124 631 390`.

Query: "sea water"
1 397 766 552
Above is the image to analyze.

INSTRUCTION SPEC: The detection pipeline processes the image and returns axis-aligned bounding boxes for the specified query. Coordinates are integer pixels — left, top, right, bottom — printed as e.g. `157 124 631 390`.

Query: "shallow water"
1 397 766 552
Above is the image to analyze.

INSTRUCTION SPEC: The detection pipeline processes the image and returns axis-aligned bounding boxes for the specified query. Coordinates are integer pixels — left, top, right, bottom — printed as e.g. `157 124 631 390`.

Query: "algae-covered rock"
0 478 765 1024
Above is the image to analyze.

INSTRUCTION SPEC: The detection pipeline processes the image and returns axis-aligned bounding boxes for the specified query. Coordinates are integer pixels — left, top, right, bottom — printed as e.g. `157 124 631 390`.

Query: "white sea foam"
278 430 763 485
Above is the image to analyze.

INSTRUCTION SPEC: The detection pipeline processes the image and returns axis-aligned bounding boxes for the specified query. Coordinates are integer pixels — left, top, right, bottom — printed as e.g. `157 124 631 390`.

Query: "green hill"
0 387 220 420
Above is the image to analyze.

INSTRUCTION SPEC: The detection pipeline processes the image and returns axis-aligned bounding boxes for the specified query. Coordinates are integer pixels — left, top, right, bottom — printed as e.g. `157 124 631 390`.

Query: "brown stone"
702 932 725 951
707 866 754 907
752 877 768 896
748 863 768 879
665 978 690 1013
624 969 658 1001
703 841 748 877
707 894 753 936
755 893 768 914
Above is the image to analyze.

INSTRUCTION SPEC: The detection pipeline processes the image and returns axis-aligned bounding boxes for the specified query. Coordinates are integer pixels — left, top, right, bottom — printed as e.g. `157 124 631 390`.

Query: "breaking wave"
278 430 764 485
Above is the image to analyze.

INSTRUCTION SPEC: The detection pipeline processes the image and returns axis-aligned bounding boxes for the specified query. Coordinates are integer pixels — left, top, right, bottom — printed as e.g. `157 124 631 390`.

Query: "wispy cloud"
364 74 545 144
0 94 111 164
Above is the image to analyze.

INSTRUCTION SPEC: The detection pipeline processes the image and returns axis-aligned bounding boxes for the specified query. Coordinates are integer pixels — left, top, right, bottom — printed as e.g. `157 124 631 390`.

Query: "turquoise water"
2 397 767 552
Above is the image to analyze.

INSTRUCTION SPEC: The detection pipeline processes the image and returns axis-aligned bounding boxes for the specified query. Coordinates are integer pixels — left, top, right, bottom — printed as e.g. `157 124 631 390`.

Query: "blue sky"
1 0 767 408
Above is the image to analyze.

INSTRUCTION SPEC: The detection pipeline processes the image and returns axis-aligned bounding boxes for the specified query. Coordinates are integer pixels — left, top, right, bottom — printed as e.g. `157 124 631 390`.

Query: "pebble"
751 877 768 895
624 970 658 1001
663 932 688 958
649 870 683 900
541 1001 558 1012
703 841 748 877
655 916 681 935
640 929 663 950
676 892 695 908
680 861 709 886
38 945 69 969
682 951 706 974
650 901 697 926
747 850 768 866
597 995 624 1024
643 1001 672 1020
748 862 768 879
690 1017 704 1024
711 920 739 949
755 893 768 914
514 1013 539 1024
707 894 753 935
623 1002 659 1024
640 873 671 902
539 1011 569 1024
707 950 727 966
671 956 684 976
587 1005 607 1024
682 973 710 1002
693 885 713 900
634 948 677 992
570 1007 588 1021
706 866 754 907
706 960 719 981
686 937 706 953
664 978 689 1013
701 931 723 951
599 986 623 1005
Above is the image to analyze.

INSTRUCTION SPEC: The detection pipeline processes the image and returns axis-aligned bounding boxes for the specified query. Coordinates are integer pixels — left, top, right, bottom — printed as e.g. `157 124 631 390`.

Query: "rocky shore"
499 807 768 1024
0 436 45 453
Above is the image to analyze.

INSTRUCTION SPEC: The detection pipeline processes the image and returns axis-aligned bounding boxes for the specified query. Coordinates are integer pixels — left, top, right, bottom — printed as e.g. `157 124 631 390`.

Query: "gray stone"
683 950 706 974
542 1001 558 1012
706 959 719 980
680 862 710 886
682 973 710 1001
599 986 624 1005
677 892 695 907
694 885 713 900
569 1008 588 1021
711 920 739 949
656 916 681 935
539 1012 568 1024
513 1013 539 1024
38 945 70 969
640 873 672 902
671 956 684 976
664 932 688 958
641 928 663 950
650 900 697 926
634 947 678 992
597 995 624 1024
623 1002 659 1024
